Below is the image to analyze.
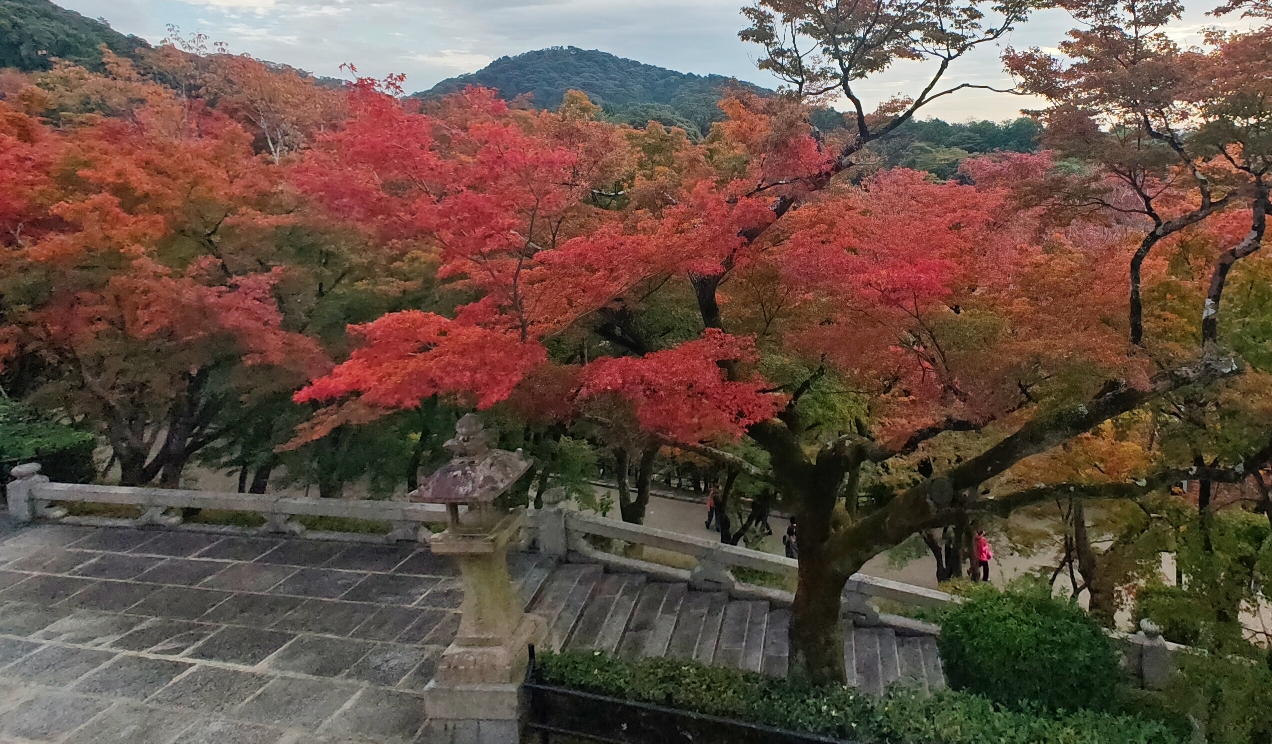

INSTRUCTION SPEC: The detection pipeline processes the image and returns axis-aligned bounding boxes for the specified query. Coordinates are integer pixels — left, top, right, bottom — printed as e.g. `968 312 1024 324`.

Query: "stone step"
644 582 687 659
897 636 929 695
761 608 789 678
877 628 902 692
843 623 858 688
530 564 603 651
517 555 555 610
920 635 946 691
567 573 624 651
618 582 681 656
594 574 646 653
714 600 759 671
694 591 728 666
853 627 902 697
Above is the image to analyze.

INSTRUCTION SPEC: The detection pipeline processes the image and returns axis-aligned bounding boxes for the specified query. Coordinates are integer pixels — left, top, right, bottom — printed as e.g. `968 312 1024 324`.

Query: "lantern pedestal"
422 511 546 744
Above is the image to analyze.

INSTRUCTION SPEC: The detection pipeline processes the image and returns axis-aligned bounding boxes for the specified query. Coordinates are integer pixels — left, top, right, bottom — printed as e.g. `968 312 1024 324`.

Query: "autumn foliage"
2 4 1271 689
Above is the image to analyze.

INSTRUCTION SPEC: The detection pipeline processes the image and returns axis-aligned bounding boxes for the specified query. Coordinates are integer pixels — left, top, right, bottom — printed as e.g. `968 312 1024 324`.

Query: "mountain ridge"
416 46 771 139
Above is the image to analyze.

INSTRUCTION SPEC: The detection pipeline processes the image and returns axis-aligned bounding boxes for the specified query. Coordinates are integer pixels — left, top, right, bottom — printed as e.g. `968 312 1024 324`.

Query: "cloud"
183 0 276 7
407 50 494 72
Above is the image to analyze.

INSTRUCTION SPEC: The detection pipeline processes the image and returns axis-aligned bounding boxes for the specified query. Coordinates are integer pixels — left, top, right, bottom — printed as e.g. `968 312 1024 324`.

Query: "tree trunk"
248 462 273 494
922 530 950 582
789 543 850 685
1072 499 1115 626
1201 184 1267 345
619 444 658 525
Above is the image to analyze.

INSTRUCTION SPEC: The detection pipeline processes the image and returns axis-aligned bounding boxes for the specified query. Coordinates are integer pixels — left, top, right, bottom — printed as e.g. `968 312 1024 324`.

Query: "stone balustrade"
6 463 451 542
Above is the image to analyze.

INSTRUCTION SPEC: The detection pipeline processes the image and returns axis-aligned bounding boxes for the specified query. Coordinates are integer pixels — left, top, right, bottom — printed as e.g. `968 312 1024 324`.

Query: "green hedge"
536 650 1183 744
938 588 1122 712
0 400 95 484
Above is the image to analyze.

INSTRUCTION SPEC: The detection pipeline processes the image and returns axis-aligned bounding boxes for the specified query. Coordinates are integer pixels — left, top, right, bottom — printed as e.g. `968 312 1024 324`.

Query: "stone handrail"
6 463 450 541
531 503 955 615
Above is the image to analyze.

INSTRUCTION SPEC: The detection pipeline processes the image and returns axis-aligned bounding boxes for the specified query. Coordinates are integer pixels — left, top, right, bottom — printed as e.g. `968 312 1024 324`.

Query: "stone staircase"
511 558 946 697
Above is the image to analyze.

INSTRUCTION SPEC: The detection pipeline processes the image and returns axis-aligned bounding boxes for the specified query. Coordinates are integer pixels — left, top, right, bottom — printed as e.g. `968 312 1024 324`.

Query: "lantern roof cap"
411 414 530 504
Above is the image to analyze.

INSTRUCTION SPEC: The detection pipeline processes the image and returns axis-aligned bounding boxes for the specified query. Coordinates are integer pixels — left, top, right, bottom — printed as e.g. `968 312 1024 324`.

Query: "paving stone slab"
416 587 463 610
347 606 426 642
319 688 425 743
200 563 296 593
63 701 203 744
33 610 146 647
5 548 94 575
270 568 367 599
233 676 359 730
147 664 271 713
338 573 437 605
2 644 116 686
390 552 457 577
0 574 95 604
342 643 434 687
131 532 224 558
393 609 450 645
272 599 379 637
195 538 282 562
0 691 112 741
111 618 217 654
178 718 287 744
0 639 39 666
135 558 226 586
8 526 95 549
268 635 375 678
255 541 346 567
72 530 160 553
201 593 305 626
0 572 29 592
323 546 417 573
73 655 192 699
58 580 158 612
0 601 71 637
128 586 232 620
418 611 460 647
396 648 442 692
185 626 295 666
71 554 165 581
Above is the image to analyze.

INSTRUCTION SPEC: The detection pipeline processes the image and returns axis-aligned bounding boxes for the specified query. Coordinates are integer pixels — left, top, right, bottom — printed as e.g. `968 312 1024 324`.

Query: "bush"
536 650 1182 744
938 587 1122 712
0 400 95 484
1164 651 1272 744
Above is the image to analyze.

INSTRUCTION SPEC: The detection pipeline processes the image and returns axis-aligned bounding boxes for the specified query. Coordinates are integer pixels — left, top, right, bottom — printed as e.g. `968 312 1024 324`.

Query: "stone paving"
0 521 481 744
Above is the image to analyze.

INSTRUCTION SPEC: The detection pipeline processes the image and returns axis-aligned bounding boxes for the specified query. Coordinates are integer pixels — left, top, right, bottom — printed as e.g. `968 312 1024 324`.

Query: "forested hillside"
0 0 148 71
419 46 1039 161
418 46 769 138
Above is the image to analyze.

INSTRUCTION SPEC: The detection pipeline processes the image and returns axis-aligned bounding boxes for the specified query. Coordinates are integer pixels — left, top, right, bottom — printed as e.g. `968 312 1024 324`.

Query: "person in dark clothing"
783 522 798 559
705 489 717 531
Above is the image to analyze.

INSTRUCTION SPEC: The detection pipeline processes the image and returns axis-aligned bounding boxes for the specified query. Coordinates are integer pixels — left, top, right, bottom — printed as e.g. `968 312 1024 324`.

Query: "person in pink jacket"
974 530 993 582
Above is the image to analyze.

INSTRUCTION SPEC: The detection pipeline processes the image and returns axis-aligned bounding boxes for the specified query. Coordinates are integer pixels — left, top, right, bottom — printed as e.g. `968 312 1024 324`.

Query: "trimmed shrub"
0 400 95 484
536 650 1182 744
938 588 1122 712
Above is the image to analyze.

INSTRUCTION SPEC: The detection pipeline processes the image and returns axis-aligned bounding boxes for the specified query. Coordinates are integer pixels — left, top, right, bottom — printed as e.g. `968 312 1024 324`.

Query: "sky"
57 0 1245 122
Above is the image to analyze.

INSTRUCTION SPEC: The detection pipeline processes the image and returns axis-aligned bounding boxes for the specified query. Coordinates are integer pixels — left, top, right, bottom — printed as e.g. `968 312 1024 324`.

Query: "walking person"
974 529 993 582
704 488 717 531
783 521 798 559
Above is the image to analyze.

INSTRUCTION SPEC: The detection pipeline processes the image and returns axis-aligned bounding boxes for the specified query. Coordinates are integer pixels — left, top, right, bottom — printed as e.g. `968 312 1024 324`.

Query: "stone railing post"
536 487 568 558
689 545 737 593
842 578 881 626
6 463 66 522
1138 619 1174 691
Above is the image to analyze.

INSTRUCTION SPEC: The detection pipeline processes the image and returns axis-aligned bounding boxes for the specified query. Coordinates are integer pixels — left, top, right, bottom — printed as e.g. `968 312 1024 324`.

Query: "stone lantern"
412 414 547 743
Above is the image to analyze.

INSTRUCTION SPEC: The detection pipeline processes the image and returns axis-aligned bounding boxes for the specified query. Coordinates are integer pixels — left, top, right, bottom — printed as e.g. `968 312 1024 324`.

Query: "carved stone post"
1138 619 1174 691
535 487 568 558
7 464 66 522
413 415 547 744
